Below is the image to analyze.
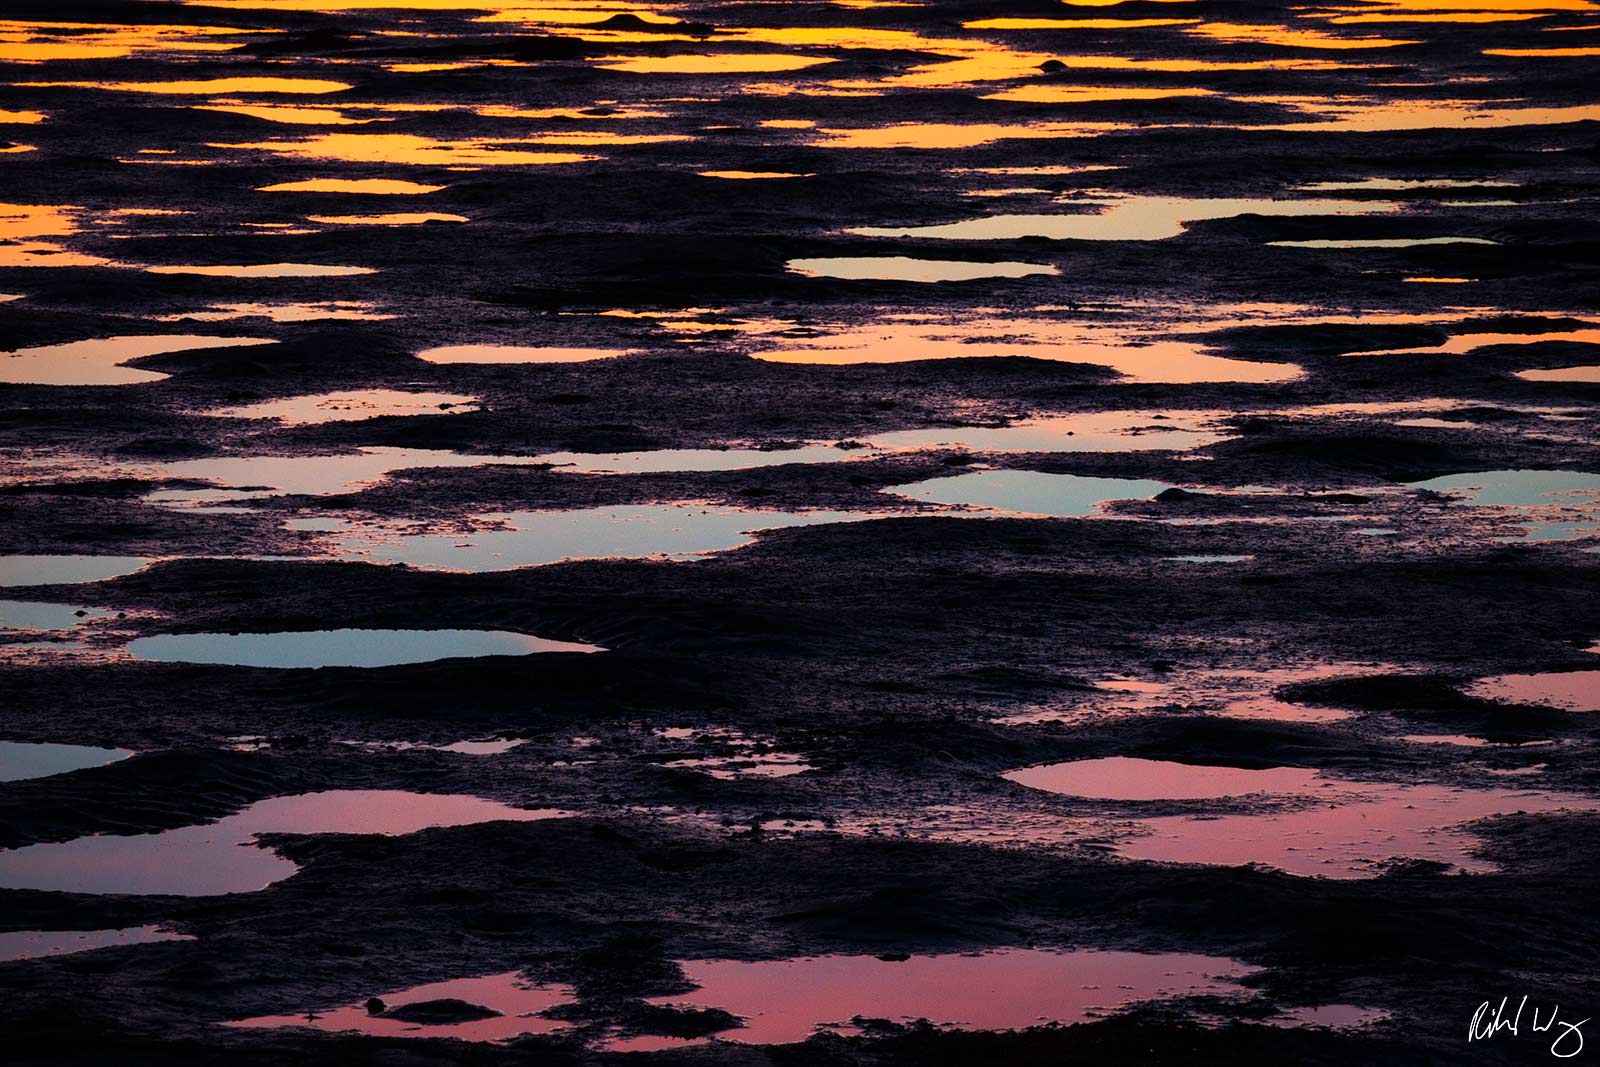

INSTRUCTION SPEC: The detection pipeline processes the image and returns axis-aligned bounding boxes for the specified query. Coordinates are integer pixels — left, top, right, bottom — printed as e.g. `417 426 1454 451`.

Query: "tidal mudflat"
2 0 1598 1064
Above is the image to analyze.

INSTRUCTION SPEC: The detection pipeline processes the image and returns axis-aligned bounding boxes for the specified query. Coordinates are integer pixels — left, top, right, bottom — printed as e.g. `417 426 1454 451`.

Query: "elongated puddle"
886 471 1172 516
0 600 113 630
0 555 153 586
1006 758 1600 878
787 257 1058 282
0 741 134 783
636 949 1256 1046
1408 469 1600 541
226 972 576 1041
299 504 881 571
126 629 602 668
207 389 479 424
0 791 568 895
417 345 634 365
532 412 1224 474
0 926 191 963
1468 671 1600 712
0 335 275 386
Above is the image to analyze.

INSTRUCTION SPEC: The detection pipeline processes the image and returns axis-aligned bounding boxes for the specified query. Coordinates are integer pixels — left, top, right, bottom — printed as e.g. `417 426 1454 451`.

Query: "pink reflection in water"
1468 670 1600 712
1123 783 1600 878
226 972 575 1042
1004 757 1325 801
0 790 568 895
645 949 1256 1045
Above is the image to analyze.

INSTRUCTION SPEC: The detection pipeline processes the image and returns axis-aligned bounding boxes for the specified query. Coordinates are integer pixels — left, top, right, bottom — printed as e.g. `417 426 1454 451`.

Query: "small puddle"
1408 470 1600 541
1004 757 1325 801
0 555 154 586
634 949 1255 1045
0 600 114 631
125 629 603 668
300 504 880 571
340 738 527 756
1467 671 1600 713
0 741 134 783
146 263 376 278
786 257 1059 282
206 389 480 424
1519 365 1600 384
848 196 1396 242
417 345 634 364
885 471 1171 516
0 335 276 386
226 972 576 1041
0 926 191 963
0 791 569 895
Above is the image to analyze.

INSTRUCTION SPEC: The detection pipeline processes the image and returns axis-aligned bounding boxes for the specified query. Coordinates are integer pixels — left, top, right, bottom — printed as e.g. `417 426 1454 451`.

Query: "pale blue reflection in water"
126 628 603 668
0 600 112 630
886 470 1172 516
0 555 153 586
0 741 133 783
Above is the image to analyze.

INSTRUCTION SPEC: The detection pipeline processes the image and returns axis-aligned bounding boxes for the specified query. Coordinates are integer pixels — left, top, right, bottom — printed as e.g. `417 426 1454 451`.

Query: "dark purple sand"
2 0 1599 1064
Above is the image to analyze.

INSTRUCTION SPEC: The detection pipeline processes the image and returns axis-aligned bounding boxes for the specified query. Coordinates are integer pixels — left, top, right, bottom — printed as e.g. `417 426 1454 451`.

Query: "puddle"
22 77 349 95
117 447 544 507
0 600 114 631
1467 671 1600 712
146 263 376 278
1004 757 1324 801
1268 238 1498 249
300 504 880 571
0 335 276 386
597 53 834 74
1120 782 1600 878
1165 554 1254 563
0 791 569 895
0 741 134 783
158 301 393 322
219 133 596 168
226 972 575 1041
0 555 154 586
305 213 466 226
206 389 480 424
848 197 1395 242
0 926 191 963
786 257 1059 282
1408 470 1600 540
257 179 443 194
637 949 1255 1045
885 471 1171 516
1519 365 1600 384
416 345 633 365
749 317 1301 383
340 738 527 756
126 629 603 668
862 411 1228 453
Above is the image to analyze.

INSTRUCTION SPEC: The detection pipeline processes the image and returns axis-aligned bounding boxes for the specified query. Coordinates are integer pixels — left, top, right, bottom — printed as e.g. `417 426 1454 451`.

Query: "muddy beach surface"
2 0 1599 1063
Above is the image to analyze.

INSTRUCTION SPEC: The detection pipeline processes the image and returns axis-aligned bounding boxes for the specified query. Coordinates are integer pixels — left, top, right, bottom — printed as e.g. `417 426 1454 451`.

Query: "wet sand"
2 0 1599 1063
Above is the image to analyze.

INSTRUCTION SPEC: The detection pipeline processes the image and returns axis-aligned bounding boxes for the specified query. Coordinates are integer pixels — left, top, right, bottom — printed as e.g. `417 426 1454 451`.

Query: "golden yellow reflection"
0 109 45 124
1252 97 1600 132
476 104 670 120
218 133 597 166
965 17 1200 28
1188 22 1419 48
385 62 478 72
699 170 814 179
595 54 835 74
760 119 816 128
994 54 1354 72
984 85 1215 103
0 204 114 269
18 77 351 95
1484 46 1600 54
1325 11 1546 21
146 263 377 277
0 20 263 62
195 104 374 125
1404 276 1474 283
257 178 445 193
0 144 36 155
307 212 468 224
816 121 1126 149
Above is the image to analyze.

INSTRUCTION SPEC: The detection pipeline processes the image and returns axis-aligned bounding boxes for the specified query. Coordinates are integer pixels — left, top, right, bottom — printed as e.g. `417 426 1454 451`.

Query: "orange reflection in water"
306 212 467 225
983 84 1215 103
0 110 45 124
218 133 597 166
194 104 374 125
596 54 835 74
1251 96 1600 132
0 20 262 62
1484 45 1600 54
0 204 114 269
1189 22 1421 48
256 178 444 193
18 77 351 95
815 121 1125 149
699 170 814 179
965 16 1200 27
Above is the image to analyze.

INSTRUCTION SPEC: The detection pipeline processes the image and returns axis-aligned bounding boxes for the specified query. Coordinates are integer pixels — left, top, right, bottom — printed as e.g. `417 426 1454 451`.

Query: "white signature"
1470 995 1588 1059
